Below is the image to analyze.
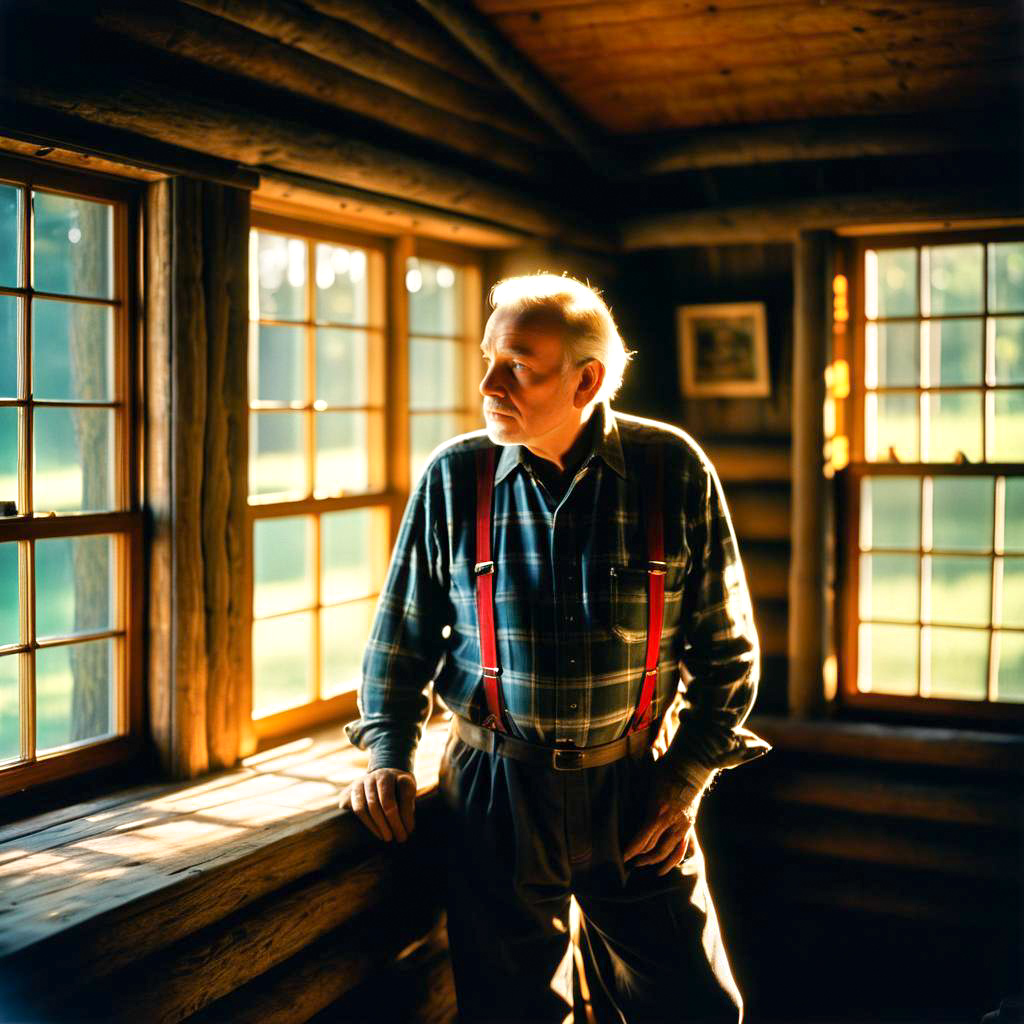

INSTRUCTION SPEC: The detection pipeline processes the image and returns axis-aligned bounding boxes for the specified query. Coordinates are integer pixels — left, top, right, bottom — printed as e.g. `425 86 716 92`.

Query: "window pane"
32 191 113 300
993 317 1024 384
0 184 21 288
857 622 917 695
253 516 313 617
925 392 981 463
988 242 1024 313
315 243 370 325
0 654 17 761
315 327 379 407
35 534 115 639
36 636 116 751
0 542 17 646
926 243 983 316
929 555 990 627
860 476 920 550
252 325 305 403
315 411 382 496
996 630 1024 702
1005 478 1024 553
252 612 313 717
321 598 376 697
1002 557 1024 628
866 321 917 388
253 231 306 321
249 411 306 498
932 476 993 552
989 390 1024 463
0 407 16 510
322 508 379 603
924 319 982 387
410 337 462 410
0 295 18 398
33 406 115 513
866 392 918 462
408 259 464 335
928 626 988 700
33 298 113 401
410 412 461 487
859 553 918 622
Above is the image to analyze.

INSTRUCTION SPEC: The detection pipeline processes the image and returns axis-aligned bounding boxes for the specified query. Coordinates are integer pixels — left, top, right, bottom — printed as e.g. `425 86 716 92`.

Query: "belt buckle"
552 747 585 771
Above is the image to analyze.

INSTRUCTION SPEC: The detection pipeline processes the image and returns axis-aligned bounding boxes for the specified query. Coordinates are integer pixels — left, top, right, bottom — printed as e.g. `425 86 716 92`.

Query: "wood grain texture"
95 1 556 180
180 0 555 147
472 0 1021 134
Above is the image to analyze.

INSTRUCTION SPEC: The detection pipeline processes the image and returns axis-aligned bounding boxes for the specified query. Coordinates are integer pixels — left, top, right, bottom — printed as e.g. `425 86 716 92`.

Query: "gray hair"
487 272 635 404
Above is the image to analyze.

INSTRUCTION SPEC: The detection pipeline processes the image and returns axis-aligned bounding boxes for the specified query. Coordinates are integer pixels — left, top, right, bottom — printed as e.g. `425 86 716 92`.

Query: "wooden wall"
613 243 794 712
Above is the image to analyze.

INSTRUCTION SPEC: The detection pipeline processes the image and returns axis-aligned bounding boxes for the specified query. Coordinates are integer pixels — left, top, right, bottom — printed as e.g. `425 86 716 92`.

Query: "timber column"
788 229 831 716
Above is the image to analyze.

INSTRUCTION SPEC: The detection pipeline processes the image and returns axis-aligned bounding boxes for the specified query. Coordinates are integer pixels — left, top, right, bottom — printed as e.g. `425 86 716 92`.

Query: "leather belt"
453 714 657 771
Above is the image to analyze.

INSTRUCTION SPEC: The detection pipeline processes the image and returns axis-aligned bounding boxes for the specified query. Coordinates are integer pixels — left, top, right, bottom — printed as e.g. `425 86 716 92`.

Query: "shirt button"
568 658 576 665
569 703 578 710
567 614 575 623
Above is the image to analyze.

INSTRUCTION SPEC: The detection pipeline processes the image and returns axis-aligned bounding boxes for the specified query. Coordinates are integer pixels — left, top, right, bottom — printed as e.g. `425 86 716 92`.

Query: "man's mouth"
486 406 515 418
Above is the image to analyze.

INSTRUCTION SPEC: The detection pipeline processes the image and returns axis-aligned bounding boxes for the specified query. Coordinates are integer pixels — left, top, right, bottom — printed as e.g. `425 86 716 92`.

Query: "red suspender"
474 442 665 739
475 446 508 732
629 444 666 733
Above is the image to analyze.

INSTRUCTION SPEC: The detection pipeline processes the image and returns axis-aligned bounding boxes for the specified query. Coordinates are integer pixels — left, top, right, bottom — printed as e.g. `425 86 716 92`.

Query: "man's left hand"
623 763 705 875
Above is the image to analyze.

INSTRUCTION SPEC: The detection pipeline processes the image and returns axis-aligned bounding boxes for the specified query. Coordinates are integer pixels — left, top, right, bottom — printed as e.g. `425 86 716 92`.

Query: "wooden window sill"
0 716 452 988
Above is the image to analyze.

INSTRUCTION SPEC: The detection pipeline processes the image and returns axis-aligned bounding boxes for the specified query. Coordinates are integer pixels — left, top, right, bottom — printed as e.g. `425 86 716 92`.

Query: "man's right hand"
341 768 417 842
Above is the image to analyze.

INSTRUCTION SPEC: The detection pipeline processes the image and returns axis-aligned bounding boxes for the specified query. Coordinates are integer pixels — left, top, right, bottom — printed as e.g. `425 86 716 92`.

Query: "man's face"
479 309 580 447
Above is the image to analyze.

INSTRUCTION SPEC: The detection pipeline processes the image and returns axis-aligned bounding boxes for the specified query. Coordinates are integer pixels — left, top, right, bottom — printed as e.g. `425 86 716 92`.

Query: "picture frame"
676 301 770 397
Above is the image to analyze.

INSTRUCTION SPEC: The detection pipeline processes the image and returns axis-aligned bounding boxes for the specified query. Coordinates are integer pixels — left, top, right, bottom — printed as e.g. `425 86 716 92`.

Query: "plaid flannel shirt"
345 400 771 785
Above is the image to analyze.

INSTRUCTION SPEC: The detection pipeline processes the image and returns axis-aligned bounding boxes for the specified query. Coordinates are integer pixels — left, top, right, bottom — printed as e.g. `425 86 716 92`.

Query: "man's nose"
479 361 504 397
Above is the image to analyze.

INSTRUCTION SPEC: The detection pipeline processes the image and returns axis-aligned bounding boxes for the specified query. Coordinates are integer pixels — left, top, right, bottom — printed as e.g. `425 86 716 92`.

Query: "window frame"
837 226 1024 724
247 207 483 749
0 152 145 797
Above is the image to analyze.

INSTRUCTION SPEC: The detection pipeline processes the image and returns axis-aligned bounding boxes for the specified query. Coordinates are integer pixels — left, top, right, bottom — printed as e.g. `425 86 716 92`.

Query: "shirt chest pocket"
608 565 667 644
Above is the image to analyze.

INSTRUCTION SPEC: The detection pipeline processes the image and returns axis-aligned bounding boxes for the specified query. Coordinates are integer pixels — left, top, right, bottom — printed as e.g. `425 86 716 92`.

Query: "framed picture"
676 301 770 397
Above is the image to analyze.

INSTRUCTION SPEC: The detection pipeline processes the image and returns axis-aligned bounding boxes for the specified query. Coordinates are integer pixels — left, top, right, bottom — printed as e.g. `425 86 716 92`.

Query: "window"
0 154 142 794
247 212 482 742
840 229 1024 718
407 246 481 486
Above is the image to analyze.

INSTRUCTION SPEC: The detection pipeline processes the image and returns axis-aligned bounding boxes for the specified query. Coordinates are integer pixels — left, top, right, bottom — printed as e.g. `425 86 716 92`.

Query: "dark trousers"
438 726 745 1024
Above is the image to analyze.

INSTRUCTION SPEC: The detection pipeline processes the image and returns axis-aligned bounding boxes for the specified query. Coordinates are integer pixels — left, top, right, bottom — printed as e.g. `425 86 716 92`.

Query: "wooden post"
788 229 831 716
146 176 252 779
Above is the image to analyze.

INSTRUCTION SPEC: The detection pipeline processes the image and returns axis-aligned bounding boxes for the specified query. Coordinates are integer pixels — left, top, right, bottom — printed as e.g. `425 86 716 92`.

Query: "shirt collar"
493 400 627 485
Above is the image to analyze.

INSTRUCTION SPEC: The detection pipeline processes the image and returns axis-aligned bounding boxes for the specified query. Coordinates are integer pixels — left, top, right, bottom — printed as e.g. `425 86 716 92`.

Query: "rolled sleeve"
663 455 772 782
344 465 450 774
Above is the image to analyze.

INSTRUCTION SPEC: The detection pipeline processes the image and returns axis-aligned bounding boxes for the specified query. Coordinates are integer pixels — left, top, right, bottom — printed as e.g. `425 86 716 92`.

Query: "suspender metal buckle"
474 560 495 575
647 560 667 574
482 666 502 679
552 747 585 771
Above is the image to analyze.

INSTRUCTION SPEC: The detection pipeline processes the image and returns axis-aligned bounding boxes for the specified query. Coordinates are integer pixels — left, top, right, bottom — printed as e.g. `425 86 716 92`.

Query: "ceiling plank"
574 59 1023 134
414 0 627 178
489 1 1018 63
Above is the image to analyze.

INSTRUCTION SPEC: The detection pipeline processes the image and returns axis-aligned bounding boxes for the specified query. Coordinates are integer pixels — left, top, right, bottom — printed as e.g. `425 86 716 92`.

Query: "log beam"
638 108 1024 174
12 68 613 248
180 0 555 148
413 0 626 179
621 187 1024 248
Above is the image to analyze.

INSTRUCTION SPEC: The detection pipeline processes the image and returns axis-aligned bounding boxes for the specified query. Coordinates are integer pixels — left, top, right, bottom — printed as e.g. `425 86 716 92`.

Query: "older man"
343 273 770 1023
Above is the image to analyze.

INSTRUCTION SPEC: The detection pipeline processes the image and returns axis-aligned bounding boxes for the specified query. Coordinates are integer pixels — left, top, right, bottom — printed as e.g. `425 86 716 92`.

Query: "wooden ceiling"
471 0 1024 136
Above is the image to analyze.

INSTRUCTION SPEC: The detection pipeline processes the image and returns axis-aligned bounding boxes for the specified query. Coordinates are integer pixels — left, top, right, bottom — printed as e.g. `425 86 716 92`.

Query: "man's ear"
574 359 605 408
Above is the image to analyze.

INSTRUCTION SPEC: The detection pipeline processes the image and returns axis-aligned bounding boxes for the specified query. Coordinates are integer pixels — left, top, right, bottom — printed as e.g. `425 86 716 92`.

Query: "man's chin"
484 418 522 444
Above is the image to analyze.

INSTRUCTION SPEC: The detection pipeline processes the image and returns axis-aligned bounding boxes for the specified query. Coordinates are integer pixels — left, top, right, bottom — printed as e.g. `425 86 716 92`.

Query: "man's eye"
512 361 526 371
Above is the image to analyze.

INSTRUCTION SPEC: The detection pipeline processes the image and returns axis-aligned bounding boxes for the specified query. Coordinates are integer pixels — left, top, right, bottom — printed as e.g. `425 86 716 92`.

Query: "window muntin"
848 232 1024 712
0 159 139 784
